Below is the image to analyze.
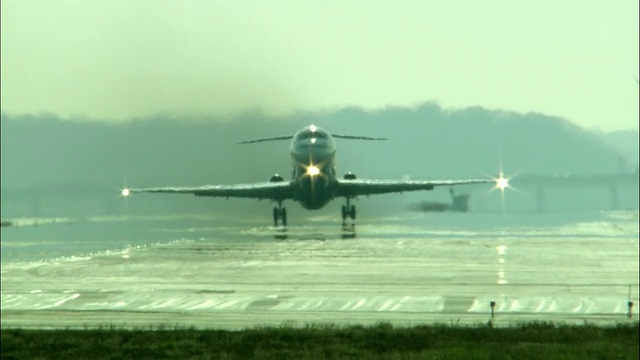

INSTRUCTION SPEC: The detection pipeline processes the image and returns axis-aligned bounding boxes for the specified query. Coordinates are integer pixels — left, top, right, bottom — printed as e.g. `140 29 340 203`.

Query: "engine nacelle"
269 174 285 182
343 172 357 180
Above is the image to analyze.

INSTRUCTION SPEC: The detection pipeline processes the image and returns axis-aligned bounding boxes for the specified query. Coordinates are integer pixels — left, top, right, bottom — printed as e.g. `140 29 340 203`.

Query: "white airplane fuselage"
289 125 338 210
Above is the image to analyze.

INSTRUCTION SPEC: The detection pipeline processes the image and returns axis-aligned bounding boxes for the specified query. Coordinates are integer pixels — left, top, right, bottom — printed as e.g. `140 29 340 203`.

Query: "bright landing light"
121 188 130 197
307 165 320 176
495 173 510 190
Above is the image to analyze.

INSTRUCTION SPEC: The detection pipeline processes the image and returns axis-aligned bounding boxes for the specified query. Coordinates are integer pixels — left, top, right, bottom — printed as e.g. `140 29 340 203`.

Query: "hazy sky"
2 1 638 131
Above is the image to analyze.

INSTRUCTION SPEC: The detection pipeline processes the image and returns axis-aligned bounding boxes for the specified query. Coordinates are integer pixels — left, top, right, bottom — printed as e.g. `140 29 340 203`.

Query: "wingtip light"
495 173 509 190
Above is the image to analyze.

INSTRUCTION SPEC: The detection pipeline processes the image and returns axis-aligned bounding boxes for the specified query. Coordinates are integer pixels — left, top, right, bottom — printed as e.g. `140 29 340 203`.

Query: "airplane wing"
335 178 493 198
238 135 294 144
124 181 294 201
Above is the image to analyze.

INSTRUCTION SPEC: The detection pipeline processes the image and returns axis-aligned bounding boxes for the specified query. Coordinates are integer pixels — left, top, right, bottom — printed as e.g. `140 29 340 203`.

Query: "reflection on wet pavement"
1 211 638 329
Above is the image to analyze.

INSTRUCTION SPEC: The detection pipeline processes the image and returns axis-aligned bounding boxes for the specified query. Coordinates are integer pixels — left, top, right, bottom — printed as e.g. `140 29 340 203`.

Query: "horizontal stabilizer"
239 134 387 144
331 134 387 141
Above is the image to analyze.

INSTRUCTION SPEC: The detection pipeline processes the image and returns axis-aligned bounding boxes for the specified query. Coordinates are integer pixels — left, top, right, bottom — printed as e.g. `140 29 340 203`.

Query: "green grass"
2 321 638 359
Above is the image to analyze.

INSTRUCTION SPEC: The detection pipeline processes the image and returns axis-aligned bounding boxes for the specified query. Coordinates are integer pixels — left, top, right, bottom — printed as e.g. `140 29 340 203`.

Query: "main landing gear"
341 197 357 238
273 200 287 227
341 197 356 225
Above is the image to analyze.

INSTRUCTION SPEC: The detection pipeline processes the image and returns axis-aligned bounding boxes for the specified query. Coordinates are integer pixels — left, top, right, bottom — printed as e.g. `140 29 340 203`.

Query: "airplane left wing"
335 178 493 198
123 181 294 201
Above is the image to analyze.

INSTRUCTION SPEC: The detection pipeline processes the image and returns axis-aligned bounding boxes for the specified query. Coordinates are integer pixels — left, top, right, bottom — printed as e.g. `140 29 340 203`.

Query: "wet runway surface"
2 211 639 329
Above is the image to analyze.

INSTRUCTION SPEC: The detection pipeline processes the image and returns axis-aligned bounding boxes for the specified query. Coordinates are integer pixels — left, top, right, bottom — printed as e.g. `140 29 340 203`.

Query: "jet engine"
269 174 285 182
343 172 357 180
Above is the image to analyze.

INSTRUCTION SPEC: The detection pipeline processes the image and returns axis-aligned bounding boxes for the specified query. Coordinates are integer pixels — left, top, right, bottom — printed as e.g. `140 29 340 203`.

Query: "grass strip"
2 321 638 359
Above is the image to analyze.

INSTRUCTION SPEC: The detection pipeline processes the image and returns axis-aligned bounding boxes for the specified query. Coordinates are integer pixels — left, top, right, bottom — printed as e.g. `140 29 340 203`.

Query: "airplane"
121 125 505 226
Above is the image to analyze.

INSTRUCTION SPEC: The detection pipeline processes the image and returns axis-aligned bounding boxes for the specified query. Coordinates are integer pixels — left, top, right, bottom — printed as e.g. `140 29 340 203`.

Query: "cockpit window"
291 125 336 151
296 131 311 139
312 131 328 139
295 128 329 140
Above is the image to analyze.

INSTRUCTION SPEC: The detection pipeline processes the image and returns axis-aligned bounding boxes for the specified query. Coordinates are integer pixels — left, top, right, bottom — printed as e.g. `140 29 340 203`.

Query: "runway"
1 210 638 329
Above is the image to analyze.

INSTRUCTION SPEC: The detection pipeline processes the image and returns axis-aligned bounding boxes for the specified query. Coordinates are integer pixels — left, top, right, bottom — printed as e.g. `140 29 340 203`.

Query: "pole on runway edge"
628 285 634 319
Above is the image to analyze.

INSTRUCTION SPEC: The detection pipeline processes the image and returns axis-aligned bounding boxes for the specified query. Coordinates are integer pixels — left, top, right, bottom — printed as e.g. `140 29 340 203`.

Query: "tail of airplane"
239 134 387 144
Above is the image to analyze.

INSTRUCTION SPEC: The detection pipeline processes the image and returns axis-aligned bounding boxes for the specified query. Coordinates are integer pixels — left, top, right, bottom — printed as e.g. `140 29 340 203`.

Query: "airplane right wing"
123 181 294 201
335 178 494 198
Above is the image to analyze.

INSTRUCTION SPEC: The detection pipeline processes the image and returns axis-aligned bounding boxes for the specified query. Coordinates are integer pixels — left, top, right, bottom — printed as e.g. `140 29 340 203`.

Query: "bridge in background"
507 171 638 212
409 170 638 214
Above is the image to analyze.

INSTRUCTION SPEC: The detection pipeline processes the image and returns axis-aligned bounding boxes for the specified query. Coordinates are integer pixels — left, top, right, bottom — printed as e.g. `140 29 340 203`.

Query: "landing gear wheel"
273 207 280 226
341 198 357 224
273 202 287 227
